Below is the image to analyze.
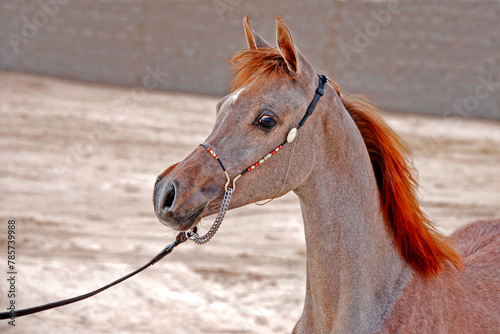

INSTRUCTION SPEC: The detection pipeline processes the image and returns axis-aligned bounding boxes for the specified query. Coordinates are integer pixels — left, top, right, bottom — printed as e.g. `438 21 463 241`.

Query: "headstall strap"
189 74 329 244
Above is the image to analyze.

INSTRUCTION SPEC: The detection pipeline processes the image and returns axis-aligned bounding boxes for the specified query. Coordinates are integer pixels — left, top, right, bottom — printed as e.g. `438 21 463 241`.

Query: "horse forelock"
230 48 296 92
230 47 343 94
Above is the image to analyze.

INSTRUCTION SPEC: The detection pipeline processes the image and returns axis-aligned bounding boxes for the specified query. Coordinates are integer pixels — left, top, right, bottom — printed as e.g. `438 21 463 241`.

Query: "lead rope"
0 232 189 320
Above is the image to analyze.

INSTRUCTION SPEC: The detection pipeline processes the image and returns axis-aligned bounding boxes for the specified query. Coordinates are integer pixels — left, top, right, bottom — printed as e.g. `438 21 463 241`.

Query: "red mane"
231 48 462 276
341 95 462 276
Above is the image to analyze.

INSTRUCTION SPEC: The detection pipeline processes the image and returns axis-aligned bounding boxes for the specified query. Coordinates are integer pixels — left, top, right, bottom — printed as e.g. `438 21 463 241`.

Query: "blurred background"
0 1 499 334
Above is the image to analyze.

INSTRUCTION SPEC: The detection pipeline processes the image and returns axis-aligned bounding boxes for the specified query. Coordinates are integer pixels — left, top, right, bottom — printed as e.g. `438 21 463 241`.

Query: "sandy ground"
0 71 499 334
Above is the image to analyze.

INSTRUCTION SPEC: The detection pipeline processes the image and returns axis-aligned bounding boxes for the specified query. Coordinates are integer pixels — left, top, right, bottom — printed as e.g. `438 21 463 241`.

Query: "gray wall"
1 0 499 120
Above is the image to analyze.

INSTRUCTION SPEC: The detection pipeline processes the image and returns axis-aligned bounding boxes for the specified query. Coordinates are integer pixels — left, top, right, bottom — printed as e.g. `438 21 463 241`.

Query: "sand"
0 71 499 333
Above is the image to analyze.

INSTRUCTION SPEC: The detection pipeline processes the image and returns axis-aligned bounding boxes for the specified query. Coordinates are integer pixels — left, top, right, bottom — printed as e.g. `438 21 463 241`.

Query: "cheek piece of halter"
187 74 330 245
0 74 329 321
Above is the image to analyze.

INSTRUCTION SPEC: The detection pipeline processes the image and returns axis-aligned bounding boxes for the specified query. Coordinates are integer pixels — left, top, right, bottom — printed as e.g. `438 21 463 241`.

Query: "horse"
153 16 499 333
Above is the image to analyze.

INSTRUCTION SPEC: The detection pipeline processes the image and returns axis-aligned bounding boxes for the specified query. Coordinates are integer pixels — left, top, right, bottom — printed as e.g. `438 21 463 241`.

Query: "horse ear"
275 17 299 74
243 15 271 49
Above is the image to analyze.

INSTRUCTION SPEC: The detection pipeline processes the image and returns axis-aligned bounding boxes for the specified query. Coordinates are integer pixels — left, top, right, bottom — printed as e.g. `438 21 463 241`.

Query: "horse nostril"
162 185 176 212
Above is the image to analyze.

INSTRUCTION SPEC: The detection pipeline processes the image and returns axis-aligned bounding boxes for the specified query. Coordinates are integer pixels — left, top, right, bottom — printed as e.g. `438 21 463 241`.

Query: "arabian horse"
153 16 499 333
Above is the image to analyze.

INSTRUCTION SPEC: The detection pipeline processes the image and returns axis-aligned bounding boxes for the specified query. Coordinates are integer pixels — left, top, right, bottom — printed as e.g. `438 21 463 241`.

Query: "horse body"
153 16 499 333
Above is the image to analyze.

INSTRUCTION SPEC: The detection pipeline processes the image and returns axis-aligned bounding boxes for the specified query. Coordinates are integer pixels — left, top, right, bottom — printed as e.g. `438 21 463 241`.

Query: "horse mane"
341 95 462 276
230 48 462 276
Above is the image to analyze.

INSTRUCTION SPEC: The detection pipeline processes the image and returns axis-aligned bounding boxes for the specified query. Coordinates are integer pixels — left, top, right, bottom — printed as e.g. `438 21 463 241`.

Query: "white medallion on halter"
287 127 297 143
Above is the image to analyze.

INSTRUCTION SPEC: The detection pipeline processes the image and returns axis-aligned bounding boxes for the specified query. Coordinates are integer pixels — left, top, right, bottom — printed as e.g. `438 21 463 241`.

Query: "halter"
187 74 330 244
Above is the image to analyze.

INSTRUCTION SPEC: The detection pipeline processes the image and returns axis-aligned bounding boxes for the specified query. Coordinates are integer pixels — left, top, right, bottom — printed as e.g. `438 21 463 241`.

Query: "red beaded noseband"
187 74 330 244
200 143 284 192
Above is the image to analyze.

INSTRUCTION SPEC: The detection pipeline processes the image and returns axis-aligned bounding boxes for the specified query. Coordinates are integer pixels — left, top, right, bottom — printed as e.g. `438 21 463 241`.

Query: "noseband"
187 74 330 244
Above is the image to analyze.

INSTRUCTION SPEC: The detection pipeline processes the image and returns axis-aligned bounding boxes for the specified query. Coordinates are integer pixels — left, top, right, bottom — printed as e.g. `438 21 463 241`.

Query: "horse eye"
258 115 276 128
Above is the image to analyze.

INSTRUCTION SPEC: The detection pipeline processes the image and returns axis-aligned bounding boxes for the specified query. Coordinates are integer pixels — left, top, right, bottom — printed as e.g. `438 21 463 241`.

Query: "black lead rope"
0 230 193 320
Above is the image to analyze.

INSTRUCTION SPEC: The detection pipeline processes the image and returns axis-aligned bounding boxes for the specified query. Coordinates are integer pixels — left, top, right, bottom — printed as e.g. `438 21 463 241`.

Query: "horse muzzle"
153 176 205 231
153 152 225 231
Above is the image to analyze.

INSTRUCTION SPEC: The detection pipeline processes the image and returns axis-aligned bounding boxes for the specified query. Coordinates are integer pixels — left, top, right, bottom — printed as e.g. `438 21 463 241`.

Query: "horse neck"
293 98 412 333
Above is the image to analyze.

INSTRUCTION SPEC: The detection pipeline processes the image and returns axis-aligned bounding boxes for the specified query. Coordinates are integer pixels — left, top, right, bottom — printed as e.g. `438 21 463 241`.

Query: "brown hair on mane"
230 48 462 276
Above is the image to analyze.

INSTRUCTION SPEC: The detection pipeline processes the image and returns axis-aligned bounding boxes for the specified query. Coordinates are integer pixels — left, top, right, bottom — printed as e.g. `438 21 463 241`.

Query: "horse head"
153 16 331 232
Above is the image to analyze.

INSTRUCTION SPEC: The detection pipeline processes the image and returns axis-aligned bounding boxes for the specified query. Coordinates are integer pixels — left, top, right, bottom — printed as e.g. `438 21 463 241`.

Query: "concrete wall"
1 0 499 119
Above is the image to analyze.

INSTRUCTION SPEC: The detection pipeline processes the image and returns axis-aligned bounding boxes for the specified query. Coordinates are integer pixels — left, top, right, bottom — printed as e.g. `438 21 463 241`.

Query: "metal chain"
187 187 233 244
